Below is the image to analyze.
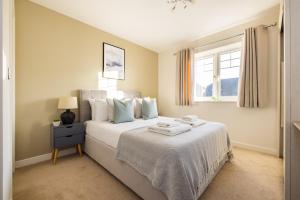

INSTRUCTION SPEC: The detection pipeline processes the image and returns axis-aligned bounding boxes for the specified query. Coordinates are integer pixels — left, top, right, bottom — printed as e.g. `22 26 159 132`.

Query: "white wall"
158 6 280 155
0 0 14 199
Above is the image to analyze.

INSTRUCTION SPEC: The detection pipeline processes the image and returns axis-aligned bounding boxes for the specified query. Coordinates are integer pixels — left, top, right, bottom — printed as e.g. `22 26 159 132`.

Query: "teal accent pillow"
113 99 134 123
142 99 158 120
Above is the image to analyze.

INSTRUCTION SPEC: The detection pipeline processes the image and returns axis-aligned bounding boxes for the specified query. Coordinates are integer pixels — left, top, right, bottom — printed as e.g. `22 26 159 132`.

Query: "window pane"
231 59 240 67
204 57 213 65
194 56 214 98
220 60 230 69
198 59 205 65
220 53 230 61
231 51 241 59
219 50 241 96
203 63 213 71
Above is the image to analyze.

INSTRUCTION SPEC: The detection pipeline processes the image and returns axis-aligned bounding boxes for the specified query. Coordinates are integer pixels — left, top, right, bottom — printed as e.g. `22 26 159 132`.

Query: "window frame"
193 54 216 102
193 42 242 103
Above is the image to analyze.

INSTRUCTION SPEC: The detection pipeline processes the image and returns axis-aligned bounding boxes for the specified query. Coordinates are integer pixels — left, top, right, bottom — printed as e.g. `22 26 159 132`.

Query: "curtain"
238 26 268 108
176 49 192 106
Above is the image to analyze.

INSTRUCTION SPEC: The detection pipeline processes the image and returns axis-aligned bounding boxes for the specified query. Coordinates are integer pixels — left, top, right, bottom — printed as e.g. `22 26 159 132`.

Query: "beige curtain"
176 49 192 106
238 26 268 108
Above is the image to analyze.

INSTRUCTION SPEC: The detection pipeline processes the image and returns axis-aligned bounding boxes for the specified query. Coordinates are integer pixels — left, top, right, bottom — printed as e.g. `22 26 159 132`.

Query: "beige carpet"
13 147 283 200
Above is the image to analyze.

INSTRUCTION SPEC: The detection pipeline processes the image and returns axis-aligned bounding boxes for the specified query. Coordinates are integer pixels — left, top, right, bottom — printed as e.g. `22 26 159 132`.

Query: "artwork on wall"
103 42 125 80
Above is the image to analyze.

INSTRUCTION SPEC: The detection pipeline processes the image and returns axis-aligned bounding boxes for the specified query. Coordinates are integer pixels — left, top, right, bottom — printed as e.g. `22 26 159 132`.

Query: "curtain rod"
173 22 277 55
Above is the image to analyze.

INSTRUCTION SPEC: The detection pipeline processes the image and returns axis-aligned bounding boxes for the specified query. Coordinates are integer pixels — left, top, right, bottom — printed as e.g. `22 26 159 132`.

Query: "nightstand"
50 122 85 164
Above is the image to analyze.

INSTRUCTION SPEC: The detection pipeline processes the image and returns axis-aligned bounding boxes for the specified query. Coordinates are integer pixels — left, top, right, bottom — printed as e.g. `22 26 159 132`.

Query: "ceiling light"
167 0 192 11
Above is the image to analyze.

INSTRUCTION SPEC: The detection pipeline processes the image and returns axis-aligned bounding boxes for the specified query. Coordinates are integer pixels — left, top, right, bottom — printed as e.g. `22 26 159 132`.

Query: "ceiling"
30 0 279 52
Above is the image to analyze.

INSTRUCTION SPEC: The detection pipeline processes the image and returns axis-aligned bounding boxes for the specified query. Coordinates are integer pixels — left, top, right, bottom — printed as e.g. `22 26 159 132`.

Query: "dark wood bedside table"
50 122 85 164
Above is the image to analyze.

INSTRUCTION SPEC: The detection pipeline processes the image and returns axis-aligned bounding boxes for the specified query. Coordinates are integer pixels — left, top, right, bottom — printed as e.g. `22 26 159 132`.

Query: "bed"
79 89 231 200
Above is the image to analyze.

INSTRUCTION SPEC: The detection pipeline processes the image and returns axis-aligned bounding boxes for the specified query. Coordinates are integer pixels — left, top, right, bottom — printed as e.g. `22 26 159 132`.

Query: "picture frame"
102 42 125 80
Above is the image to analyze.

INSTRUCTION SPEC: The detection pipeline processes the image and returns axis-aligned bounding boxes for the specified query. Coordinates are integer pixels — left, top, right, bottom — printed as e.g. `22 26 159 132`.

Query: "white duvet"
85 116 176 148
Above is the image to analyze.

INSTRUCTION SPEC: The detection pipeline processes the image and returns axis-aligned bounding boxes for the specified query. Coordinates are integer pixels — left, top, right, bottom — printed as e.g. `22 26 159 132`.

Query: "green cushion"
142 99 158 120
113 99 134 123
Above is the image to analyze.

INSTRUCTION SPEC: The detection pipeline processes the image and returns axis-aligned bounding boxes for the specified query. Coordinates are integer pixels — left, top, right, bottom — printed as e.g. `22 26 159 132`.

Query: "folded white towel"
148 124 191 136
182 115 199 122
175 118 206 127
149 128 190 136
157 122 179 128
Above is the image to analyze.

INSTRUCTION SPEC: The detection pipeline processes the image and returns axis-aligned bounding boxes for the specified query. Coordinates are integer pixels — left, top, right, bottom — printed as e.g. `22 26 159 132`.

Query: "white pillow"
134 97 150 118
88 98 96 120
88 98 108 121
141 98 158 120
94 99 108 121
106 98 114 121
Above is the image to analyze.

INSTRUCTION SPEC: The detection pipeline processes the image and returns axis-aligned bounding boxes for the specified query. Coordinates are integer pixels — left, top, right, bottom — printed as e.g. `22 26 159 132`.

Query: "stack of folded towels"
175 115 206 127
148 122 191 136
148 115 206 136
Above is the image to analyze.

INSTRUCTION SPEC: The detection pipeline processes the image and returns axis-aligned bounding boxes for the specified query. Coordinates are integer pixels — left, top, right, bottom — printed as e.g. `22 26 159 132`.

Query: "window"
194 56 214 98
193 42 241 102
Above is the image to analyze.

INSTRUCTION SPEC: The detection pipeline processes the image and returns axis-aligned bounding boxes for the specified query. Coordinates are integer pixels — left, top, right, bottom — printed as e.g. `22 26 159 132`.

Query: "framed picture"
103 42 125 80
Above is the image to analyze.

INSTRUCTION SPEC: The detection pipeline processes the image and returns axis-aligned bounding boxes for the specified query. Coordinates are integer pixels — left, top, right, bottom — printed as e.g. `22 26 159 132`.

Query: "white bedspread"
117 122 231 200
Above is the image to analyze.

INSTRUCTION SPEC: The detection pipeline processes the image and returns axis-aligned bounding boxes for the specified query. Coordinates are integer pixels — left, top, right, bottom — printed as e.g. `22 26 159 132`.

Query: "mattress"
85 116 176 148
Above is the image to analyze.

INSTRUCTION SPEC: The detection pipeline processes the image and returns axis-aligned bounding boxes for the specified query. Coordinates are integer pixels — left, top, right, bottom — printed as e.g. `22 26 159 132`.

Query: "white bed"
80 89 231 200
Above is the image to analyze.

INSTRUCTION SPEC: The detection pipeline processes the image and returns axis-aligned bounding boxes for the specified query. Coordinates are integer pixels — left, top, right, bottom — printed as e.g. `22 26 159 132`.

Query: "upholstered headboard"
79 89 141 122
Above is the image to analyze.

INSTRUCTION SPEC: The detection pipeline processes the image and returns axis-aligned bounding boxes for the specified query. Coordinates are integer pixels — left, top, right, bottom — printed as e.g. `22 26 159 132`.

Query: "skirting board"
15 141 278 168
15 148 77 168
231 140 278 156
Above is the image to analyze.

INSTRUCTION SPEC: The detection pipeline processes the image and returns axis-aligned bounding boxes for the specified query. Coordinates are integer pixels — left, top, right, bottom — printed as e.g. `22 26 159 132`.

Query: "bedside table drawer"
54 134 84 148
53 123 84 138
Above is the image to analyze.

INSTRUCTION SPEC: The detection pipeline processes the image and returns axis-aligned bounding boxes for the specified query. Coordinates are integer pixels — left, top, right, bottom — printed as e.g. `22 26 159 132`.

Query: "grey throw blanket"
116 122 231 200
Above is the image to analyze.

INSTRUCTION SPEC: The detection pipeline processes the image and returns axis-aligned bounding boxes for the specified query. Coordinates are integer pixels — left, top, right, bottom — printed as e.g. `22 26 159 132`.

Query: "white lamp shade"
58 97 78 109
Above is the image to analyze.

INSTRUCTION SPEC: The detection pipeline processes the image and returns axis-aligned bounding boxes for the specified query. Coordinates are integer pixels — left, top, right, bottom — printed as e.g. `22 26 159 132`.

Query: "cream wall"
15 0 158 160
158 6 280 155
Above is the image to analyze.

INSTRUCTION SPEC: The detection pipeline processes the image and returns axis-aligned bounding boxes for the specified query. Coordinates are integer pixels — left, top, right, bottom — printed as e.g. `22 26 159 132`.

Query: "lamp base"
60 109 75 125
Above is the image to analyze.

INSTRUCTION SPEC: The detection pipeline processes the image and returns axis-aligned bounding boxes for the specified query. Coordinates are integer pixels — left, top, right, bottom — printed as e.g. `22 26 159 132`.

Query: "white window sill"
193 100 236 104
193 97 237 103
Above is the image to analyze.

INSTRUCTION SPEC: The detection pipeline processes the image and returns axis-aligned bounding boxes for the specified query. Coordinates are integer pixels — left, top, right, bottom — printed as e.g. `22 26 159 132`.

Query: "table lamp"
58 97 78 124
